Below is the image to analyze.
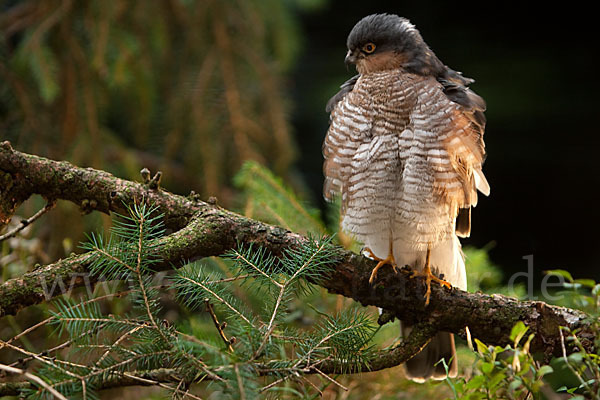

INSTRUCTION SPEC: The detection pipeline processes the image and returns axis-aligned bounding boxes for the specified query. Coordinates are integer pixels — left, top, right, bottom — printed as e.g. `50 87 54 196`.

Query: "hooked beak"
344 49 358 68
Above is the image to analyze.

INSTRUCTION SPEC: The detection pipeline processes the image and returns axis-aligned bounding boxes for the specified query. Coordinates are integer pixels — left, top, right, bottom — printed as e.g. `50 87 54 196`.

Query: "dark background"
291 1 600 282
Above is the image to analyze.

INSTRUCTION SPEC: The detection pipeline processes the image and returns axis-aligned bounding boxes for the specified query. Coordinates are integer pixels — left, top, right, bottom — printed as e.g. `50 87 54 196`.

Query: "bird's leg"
365 242 397 284
411 246 452 305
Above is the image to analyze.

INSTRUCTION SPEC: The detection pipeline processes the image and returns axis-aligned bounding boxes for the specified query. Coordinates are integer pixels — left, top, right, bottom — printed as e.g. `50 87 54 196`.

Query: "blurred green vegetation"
0 0 320 258
1 0 305 189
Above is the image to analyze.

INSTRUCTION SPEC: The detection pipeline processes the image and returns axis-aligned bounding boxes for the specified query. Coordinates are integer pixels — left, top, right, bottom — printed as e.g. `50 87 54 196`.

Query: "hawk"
322 14 489 381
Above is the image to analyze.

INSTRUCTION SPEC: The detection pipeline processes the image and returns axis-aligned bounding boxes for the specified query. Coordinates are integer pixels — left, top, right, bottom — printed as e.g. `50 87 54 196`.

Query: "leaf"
574 279 596 288
544 269 573 283
568 352 583 364
536 365 554 377
508 379 523 392
474 338 489 355
562 282 582 290
509 321 529 345
480 362 494 374
488 372 507 391
464 375 486 390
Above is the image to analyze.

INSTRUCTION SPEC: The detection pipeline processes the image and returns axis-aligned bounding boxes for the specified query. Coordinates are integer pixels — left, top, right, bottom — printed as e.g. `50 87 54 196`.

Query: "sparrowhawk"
322 13 489 381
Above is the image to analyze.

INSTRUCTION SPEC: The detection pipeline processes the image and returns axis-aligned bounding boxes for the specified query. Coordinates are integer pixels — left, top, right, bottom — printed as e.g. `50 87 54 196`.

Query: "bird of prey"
322 13 489 381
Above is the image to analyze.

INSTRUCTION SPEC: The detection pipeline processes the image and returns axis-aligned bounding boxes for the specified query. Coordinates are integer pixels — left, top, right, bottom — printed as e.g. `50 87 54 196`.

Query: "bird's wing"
323 75 359 202
323 74 379 205
325 75 360 113
413 76 489 237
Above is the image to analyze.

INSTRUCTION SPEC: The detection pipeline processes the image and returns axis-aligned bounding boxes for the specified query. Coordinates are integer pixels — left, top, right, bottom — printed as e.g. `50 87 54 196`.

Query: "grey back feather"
326 75 360 114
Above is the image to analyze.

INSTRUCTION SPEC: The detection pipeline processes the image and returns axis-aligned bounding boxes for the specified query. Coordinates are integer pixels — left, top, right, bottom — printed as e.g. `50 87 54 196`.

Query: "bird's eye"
362 43 376 54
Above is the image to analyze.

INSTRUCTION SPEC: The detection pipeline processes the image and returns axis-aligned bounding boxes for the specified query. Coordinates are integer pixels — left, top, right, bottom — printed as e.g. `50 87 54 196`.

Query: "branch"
0 200 55 242
0 142 594 361
0 141 201 231
205 299 235 352
0 367 186 397
0 363 68 400
0 323 434 398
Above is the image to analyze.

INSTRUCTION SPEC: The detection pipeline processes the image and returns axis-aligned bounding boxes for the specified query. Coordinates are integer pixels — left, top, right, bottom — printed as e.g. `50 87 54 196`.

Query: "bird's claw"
409 248 452 305
410 269 452 289
365 247 397 284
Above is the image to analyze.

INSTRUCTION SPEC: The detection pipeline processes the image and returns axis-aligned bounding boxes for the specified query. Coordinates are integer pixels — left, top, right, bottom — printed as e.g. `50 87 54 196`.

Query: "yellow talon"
364 246 397 284
410 247 452 305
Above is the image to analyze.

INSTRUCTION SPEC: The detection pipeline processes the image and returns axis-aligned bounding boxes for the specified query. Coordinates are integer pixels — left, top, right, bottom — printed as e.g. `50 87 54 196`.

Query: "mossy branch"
0 142 594 362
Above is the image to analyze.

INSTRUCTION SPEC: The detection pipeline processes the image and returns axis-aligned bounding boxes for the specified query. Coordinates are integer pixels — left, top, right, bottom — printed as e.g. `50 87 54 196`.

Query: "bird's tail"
401 235 466 382
402 324 458 382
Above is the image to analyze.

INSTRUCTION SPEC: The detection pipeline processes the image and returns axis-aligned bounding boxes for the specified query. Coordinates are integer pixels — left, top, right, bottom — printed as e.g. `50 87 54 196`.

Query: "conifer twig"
205 299 234 352
0 200 55 242
234 363 246 400
177 276 255 328
96 326 143 366
134 207 170 344
233 250 282 288
311 367 348 391
0 363 68 400
2 287 148 360
256 239 330 360
0 339 83 381
300 375 323 396
259 373 291 392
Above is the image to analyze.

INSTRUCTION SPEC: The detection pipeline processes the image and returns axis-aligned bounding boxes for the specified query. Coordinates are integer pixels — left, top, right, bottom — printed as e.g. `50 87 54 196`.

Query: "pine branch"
0 323 433 398
0 367 188 397
205 299 235 352
0 200 55 242
0 142 595 361
0 363 68 400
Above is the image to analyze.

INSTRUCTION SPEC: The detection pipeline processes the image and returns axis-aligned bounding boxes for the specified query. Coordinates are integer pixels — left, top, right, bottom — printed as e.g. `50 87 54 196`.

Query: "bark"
0 142 595 362
0 141 201 231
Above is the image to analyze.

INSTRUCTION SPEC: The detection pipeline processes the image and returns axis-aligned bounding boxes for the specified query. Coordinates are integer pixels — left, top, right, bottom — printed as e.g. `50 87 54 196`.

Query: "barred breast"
325 70 465 267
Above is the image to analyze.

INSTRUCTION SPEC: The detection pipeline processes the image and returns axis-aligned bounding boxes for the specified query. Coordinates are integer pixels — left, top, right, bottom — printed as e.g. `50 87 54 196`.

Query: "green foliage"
444 331 548 399
234 160 360 252
234 160 327 236
544 269 600 313
443 272 600 400
24 202 375 399
81 203 165 281
464 245 525 298
304 307 377 374
1 0 314 259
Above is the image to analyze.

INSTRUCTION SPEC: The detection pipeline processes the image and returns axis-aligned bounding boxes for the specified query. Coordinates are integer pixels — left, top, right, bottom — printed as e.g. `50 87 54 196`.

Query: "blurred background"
1 0 599 291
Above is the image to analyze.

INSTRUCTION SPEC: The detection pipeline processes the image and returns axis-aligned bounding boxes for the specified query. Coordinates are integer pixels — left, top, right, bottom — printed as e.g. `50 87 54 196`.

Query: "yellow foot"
364 247 397 284
410 248 452 305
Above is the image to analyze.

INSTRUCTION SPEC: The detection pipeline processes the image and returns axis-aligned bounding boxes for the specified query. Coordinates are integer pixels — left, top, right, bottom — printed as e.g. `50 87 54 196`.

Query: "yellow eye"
362 43 376 53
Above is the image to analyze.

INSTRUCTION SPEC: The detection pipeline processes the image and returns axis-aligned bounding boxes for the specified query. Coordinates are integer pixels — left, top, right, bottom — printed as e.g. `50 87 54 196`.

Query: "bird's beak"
344 49 358 68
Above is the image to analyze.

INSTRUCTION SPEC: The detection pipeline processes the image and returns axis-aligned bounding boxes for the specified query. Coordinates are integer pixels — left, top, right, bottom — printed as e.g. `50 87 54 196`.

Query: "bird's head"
345 14 443 75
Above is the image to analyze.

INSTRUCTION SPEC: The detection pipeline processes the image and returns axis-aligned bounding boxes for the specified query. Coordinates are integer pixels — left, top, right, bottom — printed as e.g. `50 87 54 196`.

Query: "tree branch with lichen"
0 142 596 396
